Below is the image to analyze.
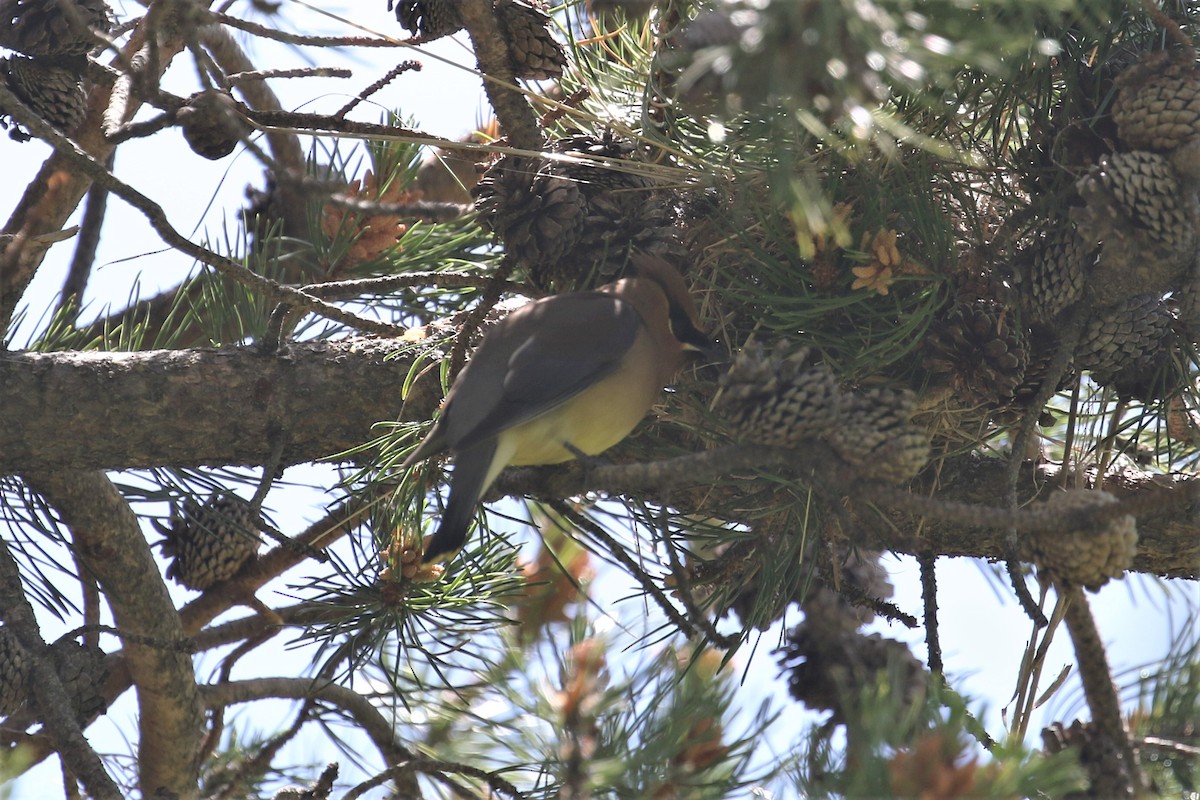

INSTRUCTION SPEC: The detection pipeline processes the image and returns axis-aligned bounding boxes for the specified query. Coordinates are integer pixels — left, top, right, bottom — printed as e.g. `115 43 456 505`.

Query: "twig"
334 60 422 120
918 552 942 675
0 83 405 337
1004 307 1086 627
199 678 420 773
208 10 414 48
343 758 523 800
227 67 353 84
213 654 313 800
59 153 114 316
450 256 515 379
657 504 739 649
322 194 472 222
301 271 535 300
457 0 543 150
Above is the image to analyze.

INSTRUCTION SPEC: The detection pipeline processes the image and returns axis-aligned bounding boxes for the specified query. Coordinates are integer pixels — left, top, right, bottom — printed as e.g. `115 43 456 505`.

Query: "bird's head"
626 253 724 361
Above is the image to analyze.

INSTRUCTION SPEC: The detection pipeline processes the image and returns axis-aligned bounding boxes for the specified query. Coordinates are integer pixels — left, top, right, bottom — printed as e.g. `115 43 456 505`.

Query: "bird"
402 254 718 564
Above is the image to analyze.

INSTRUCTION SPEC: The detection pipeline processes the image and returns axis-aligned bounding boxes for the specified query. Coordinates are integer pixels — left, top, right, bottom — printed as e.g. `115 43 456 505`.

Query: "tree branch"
0 540 122 800
0 338 434 472
25 470 202 799
199 678 417 767
458 0 543 150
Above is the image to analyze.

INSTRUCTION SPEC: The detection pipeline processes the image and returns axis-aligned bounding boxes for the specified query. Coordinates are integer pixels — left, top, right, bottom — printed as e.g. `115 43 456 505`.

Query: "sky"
2 0 1198 796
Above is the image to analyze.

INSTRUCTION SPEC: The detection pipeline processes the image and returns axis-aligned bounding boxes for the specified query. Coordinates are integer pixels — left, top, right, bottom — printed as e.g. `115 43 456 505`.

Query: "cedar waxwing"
403 254 717 563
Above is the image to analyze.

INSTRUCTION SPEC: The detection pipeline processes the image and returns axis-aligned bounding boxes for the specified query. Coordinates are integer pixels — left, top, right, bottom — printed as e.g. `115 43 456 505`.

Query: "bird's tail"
421 438 498 563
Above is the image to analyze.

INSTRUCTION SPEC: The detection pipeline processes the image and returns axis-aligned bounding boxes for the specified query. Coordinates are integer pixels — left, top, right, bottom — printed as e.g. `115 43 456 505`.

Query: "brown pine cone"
778 623 927 720
178 90 249 160
1018 224 1092 323
155 493 262 591
716 342 843 447
49 639 108 722
1028 490 1138 590
389 0 462 39
828 387 929 483
495 0 566 80
1 55 86 135
0 628 29 717
0 0 113 58
1113 52 1200 152
1072 151 1198 306
923 300 1029 406
1076 295 1175 383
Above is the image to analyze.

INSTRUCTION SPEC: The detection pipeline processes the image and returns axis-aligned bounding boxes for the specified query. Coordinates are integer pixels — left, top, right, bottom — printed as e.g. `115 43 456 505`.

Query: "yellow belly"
497 333 663 469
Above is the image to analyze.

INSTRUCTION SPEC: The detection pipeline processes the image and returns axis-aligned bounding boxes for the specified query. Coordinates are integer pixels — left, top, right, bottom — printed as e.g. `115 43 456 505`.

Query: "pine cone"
178 90 248 160
828 388 929 483
798 549 892 639
1042 720 1134 799
495 0 566 80
1018 225 1092 323
923 300 1029 406
0 0 113 58
1 55 86 134
1072 151 1198 305
548 131 675 289
1177 257 1200 340
1113 53 1200 152
156 493 261 591
0 628 29 717
716 342 843 447
1076 295 1175 382
1029 491 1137 590
474 155 587 277
389 0 462 39
474 132 672 291
1076 151 1196 250
778 624 926 719
49 639 108 721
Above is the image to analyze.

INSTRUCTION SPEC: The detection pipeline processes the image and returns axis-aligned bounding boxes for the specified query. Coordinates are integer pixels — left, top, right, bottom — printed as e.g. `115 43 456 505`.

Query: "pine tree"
0 0 1197 797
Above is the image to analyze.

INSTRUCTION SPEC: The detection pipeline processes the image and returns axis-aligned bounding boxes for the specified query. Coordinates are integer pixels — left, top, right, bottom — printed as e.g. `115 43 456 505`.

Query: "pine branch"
25 470 202 799
0 339 431 472
199 678 420 777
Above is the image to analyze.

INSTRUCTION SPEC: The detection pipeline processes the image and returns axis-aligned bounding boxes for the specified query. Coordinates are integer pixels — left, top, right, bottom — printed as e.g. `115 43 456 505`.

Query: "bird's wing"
445 292 640 451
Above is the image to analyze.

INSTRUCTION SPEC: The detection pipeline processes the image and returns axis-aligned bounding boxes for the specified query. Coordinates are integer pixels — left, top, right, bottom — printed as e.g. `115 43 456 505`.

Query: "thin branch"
919 552 942 676
1061 584 1146 797
227 67 353 84
301 271 535 300
199 678 417 766
551 500 702 640
0 83 404 336
343 758 524 800
208 10 415 47
59 153 115 316
334 60 422 120
1004 307 1086 626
